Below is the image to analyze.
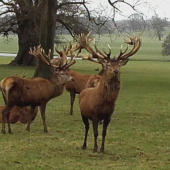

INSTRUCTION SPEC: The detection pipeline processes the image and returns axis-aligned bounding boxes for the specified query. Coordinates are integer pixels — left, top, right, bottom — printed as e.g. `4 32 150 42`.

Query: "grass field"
0 30 170 169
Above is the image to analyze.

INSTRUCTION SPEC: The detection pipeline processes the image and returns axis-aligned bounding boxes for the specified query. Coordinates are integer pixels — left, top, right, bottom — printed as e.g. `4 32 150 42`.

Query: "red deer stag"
79 33 141 152
0 45 79 134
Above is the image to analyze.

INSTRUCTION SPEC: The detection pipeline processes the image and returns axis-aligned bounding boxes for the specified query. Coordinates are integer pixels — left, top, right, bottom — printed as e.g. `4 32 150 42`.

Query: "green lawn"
0 59 170 169
0 30 170 169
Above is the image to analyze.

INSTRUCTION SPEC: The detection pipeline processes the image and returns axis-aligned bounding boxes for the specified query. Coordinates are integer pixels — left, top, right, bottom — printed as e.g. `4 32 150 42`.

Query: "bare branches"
56 0 86 9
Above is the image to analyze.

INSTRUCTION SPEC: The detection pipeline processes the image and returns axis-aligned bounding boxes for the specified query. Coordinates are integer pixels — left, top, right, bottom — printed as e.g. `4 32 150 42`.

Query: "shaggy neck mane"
97 73 120 102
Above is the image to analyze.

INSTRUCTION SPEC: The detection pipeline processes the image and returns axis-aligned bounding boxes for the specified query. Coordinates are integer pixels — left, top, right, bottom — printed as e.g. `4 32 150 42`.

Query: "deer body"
65 70 91 94
80 76 119 119
79 60 122 152
1 76 66 107
65 70 96 115
0 71 72 134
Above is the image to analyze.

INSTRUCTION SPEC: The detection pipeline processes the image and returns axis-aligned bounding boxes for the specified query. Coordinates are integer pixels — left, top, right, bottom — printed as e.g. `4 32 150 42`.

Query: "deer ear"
120 58 129 66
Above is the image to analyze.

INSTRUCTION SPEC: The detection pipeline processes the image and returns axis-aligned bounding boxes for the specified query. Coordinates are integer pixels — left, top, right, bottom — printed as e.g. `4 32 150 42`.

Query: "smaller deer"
0 106 38 124
64 33 106 115
79 32 141 152
0 44 80 134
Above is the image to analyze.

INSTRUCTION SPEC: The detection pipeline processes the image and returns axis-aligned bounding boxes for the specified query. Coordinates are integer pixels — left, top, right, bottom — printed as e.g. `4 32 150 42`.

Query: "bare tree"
149 15 169 41
162 34 170 56
0 0 144 77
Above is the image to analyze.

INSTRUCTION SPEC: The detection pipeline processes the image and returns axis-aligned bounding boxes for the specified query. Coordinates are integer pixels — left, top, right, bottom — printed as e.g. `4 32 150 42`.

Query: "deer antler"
82 54 100 64
78 31 109 60
55 42 75 66
29 45 53 66
54 41 82 68
78 31 111 66
30 45 78 69
117 35 141 60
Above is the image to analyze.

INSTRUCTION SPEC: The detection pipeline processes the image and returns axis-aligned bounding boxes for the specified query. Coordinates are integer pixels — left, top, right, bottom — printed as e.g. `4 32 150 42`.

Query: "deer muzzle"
114 70 119 75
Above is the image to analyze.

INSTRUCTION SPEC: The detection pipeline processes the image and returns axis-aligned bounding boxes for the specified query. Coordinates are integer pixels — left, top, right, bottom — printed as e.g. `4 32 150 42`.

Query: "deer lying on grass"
79 33 141 152
0 44 79 134
0 106 38 124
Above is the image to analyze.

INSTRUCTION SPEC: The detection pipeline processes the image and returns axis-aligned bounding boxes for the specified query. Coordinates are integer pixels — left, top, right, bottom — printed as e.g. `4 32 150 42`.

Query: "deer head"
29 45 79 84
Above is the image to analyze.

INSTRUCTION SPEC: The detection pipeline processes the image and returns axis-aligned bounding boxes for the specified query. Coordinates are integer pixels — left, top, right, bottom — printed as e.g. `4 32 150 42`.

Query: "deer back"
65 70 92 94
85 75 101 88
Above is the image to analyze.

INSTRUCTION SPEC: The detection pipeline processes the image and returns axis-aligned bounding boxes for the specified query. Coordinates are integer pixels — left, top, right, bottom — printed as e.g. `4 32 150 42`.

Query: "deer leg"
39 103 48 133
2 105 14 134
6 112 12 134
70 92 76 115
26 106 36 131
100 116 111 153
92 119 99 152
81 114 89 150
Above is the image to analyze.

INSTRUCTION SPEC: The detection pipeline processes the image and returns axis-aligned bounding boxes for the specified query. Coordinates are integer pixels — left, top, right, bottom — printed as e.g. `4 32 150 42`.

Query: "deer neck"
97 73 120 102
98 68 105 76
48 76 65 96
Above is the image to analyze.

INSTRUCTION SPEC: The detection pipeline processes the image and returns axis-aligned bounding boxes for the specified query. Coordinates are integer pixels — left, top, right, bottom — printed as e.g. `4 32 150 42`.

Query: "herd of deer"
0 32 141 153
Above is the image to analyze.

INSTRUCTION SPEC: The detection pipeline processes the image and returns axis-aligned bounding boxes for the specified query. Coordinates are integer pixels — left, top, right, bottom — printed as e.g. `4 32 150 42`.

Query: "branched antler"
117 35 141 60
79 31 141 63
29 45 52 66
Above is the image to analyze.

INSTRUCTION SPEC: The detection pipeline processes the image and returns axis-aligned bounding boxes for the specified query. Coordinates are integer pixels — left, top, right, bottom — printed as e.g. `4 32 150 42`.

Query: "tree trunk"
34 0 57 78
158 33 161 41
9 33 38 66
10 1 40 66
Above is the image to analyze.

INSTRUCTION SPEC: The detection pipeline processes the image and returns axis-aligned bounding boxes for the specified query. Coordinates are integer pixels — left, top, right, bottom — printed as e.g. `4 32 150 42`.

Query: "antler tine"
63 51 76 69
42 48 52 64
60 41 82 69
21 73 27 78
55 46 62 56
93 39 107 59
117 45 129 59
64 58 76 69
55 46 67 66
102 44 111 59
69 42 81 54
78 31 95 55
117 36 141 60
29 46 51 65
82 54 107 67
82 54 100 64
40 48 52 65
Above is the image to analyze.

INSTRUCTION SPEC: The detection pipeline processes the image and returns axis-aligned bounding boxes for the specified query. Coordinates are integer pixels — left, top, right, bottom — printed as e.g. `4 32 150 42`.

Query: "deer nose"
114 70 119 74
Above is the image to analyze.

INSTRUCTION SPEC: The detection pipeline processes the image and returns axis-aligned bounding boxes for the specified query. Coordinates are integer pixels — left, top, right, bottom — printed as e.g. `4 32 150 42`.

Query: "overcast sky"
86 0 170 20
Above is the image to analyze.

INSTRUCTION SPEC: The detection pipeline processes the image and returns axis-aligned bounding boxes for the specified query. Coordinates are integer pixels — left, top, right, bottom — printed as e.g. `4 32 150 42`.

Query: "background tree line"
0 0 170 76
